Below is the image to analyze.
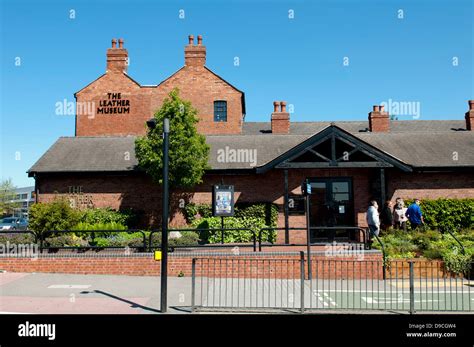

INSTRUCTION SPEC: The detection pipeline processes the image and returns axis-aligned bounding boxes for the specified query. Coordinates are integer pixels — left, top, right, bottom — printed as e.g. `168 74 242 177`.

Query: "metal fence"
0 228 258 253
191 256 473 313
0 226 376 254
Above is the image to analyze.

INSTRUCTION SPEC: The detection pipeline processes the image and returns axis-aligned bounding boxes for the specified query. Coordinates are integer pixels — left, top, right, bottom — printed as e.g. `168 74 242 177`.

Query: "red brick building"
28 36 474 244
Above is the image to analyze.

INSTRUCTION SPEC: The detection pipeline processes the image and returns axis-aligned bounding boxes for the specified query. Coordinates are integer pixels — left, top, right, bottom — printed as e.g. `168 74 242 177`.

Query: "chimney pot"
273 101 280 113
271 101 290 134
106 39 128 73
184 35 206 67
469 100 474 110
373 105 380 112
380 105 385 113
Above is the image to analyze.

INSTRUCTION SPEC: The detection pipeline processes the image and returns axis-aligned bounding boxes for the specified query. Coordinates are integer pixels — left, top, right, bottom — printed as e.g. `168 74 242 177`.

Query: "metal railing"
0 229 148 253
191 253 305 313
257 226 369 251
0 228 258 253
148 228 257 252
191 257 473 313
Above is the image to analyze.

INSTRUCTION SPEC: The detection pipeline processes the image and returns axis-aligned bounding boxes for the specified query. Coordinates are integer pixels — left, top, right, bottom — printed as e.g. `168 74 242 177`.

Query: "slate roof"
28 120 474 175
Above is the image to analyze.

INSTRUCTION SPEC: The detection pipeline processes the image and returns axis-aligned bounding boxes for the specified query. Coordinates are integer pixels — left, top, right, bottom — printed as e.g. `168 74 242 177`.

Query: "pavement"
0 272 192 314
0 272 472 314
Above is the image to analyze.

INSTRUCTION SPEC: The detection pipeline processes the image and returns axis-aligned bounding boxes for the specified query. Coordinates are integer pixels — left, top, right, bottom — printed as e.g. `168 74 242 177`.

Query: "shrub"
373 232 419 260
183 204 212 223
184 202 278 227
411 230 441 250
234 203 279 227
442 251 473 274
45 234 89 248
77 208 136 227
184 202 278 243
73 221 127 238
149 231 200 247
93 232 147 248
0 233 36 246
404 198 474 231
191 217 272 243
376 228 474 274
28 198 80 233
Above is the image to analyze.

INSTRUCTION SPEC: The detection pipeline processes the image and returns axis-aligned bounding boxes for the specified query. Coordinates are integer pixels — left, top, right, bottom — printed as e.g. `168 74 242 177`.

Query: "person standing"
366 200 380 237
393 198 408 231
380 200 394 230
406 198 424 230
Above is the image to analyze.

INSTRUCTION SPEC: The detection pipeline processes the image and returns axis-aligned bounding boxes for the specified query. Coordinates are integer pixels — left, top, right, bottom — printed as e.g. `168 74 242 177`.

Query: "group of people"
366 198 424 236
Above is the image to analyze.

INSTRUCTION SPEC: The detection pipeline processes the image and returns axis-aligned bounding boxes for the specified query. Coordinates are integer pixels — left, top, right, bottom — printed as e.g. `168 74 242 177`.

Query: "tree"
0 179 20 216
135 88 210 189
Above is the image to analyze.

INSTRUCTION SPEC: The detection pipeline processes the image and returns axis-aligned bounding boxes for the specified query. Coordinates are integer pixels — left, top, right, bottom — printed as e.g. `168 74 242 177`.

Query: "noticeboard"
288 195 305 215
212 185 235 217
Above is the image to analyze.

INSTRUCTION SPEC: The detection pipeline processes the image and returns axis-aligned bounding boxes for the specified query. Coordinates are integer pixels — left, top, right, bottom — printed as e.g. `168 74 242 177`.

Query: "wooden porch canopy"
256 124 412 173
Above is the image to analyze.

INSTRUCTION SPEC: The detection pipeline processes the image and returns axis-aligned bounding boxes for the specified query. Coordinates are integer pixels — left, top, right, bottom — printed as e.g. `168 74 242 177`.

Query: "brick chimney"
271 101 290 134
368 105 390 132
184 35 206 67
465 100 474 130
106 38 128 73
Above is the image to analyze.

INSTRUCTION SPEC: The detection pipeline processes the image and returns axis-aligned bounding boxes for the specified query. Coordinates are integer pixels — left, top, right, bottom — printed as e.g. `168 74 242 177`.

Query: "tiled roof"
28 120 474 174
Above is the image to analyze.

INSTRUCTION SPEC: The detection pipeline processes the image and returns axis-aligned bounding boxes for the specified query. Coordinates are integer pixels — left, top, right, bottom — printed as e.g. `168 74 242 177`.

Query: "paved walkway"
0 272 191 314
1 272 471 314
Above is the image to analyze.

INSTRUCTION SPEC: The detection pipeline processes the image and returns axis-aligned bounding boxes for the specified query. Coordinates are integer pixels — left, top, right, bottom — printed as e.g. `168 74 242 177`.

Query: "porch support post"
330 133 337 165
284 169 289 244
380 168 386 204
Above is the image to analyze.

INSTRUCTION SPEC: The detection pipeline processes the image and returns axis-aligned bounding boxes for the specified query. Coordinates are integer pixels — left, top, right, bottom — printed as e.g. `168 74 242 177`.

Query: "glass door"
308 178 354 241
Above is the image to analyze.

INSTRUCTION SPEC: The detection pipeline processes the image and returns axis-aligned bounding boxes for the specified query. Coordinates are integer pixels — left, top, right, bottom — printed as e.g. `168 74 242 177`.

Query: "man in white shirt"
366 200 380 237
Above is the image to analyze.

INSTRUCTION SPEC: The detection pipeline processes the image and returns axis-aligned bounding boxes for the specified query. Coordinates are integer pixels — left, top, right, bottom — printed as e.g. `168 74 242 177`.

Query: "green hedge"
404 198 474 231
191 217 271 243
184 202 278 225
185 202 279 243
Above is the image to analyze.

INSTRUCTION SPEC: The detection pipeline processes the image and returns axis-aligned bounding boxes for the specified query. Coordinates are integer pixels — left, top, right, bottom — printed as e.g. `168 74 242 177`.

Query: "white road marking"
313 291 337 307
362 297 441 304
48 284 91 289
0 311 33 314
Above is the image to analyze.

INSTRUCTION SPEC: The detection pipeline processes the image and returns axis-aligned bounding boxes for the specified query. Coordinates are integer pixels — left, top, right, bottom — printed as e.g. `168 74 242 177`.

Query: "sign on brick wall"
97 93 130 115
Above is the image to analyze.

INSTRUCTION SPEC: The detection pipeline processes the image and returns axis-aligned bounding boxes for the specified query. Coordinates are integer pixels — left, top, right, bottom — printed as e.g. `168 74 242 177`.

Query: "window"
214 101 227 122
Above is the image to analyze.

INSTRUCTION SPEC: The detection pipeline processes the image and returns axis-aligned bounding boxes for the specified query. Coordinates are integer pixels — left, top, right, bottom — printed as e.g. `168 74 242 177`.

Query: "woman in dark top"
380 200 394 231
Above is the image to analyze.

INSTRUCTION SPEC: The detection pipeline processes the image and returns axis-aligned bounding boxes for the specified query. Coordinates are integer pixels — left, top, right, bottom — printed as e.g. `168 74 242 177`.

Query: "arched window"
214 100 227 122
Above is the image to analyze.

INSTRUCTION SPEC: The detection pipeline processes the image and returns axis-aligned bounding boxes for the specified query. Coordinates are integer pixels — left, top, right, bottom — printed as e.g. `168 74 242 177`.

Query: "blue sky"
1 0 473 187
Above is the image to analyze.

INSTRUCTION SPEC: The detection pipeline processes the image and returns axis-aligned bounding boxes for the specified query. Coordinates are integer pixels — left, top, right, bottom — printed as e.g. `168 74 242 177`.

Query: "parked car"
0 217 28 231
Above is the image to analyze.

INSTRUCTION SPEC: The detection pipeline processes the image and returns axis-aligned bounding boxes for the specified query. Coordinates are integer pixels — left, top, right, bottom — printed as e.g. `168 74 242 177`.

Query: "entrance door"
309 178 354 242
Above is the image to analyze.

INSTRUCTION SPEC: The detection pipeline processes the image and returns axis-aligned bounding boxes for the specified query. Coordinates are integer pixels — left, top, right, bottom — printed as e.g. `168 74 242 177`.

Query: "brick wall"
36 168 474 242
386 170 474 200
0 252 384 279
75 38 243 136
1 253 453 279
36 168 373 229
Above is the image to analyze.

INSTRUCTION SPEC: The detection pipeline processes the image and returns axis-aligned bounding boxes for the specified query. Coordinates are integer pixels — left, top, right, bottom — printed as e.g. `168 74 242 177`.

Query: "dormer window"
214 100 227 122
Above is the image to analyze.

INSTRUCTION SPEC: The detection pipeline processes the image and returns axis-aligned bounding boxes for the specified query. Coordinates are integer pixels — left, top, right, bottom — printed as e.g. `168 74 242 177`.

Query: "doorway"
309 177 354 242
